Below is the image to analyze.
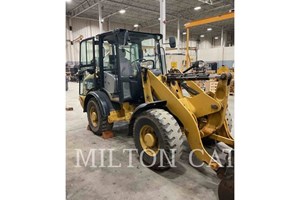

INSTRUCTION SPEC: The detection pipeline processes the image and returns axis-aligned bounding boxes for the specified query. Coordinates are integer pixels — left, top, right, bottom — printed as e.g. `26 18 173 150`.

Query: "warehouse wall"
197 31 234 68
198 31 234 49
66 18 102 63
197 46 234 68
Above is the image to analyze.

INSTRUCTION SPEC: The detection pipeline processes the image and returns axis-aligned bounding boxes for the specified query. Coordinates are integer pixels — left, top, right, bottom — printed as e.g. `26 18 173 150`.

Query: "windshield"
117 31 166 73
141 38 162 70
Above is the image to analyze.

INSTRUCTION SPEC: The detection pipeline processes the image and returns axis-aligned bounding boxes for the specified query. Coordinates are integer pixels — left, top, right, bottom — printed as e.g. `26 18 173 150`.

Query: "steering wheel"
127 59 145 77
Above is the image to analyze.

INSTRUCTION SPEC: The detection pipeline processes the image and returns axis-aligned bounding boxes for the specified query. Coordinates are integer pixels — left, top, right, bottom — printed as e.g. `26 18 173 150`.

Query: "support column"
66 19 71 62
68 18 74 63
160 0 166 44
221 26 224 65
221 26 224 47
177 18 180 52
185 28 190 68
98 0 103 33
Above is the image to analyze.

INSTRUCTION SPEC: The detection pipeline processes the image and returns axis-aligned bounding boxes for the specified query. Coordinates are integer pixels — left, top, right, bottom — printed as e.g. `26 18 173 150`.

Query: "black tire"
87 97 112 136
133 109 183 170
218 175 234 200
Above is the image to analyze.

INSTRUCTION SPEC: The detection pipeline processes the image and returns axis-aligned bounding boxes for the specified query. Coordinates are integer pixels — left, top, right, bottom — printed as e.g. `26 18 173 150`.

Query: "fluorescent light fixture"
194 6 201 10
134 24 139 28
207 28 212 31
200 34 205 38
119 9 126 14
182 32 186 35
215 36 219 39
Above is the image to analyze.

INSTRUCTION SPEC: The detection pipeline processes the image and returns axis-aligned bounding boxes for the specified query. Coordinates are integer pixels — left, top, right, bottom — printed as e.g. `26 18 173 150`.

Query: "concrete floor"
66 82 234 200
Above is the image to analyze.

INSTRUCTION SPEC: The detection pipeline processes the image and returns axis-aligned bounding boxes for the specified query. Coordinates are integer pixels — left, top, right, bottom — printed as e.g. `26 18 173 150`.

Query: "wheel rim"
139 125 159 156
89 105 98 127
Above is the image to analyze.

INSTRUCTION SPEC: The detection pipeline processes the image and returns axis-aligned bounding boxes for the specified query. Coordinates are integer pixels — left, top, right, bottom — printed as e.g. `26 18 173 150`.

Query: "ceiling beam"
71 16 99 22
68 0 192 21
141 4 231 30
102 6 129 20
180 4 232 20
68 0 101 18
142 18 178 29
103 0 191 20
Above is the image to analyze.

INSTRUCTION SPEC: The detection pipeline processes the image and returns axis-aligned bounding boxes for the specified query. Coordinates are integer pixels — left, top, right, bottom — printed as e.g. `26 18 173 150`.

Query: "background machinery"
78 29 234 200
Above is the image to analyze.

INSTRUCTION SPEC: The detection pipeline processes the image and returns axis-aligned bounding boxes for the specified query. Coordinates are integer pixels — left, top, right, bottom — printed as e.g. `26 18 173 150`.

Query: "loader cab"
79 29 167 103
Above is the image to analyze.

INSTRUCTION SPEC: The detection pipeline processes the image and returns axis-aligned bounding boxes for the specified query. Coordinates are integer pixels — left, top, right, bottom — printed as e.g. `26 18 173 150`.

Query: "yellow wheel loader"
78 29 234 199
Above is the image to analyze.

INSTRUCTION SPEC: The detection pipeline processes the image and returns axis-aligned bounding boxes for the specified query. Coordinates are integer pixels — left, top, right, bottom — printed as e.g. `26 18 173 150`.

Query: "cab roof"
96 29 163 43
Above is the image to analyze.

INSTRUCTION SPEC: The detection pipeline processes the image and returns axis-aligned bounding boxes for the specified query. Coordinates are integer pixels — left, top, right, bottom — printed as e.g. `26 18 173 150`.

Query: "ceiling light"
215 36 219 39
158 17 161 20
134 24 139 28
66 0 72 2
207 28 212 31
194 6 201 11
101 19 104 23
119 9 126 14
182 32 186 35
200 35 205 38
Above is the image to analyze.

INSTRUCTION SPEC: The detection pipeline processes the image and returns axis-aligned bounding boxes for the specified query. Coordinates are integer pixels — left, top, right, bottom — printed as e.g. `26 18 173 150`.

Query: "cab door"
79 37 96 96
117 43 143 102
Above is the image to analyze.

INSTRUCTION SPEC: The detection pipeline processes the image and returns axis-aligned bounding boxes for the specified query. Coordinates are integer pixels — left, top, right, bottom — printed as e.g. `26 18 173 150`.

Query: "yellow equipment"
217 65 230 74
184 11 234 69
78 29 234 199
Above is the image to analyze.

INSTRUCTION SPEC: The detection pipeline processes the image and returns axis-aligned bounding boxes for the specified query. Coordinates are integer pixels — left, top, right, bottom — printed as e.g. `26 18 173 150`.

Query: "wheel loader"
78 29 234 200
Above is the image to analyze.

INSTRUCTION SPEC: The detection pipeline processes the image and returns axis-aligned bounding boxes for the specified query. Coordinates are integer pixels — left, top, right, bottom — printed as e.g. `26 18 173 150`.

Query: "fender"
128 100 167 135
84 90 113 117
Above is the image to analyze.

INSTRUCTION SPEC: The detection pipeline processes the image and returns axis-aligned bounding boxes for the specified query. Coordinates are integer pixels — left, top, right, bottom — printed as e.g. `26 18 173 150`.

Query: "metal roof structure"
66 0 234 39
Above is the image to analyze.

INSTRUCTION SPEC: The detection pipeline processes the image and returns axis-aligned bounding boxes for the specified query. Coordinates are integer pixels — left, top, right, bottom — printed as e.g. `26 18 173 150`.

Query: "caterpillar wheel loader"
78 29 234 200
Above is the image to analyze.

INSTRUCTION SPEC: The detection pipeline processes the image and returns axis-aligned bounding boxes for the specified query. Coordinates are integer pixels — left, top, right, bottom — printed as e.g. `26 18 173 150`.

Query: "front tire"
133 109 183 170
87 97 112 136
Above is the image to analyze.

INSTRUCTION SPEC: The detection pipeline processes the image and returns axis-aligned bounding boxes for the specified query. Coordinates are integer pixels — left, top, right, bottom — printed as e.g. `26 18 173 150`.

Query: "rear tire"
133 109 183 170
87 97 112 136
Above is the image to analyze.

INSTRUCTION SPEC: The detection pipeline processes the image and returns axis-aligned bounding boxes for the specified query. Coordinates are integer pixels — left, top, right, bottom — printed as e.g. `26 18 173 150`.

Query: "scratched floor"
66 82 234 200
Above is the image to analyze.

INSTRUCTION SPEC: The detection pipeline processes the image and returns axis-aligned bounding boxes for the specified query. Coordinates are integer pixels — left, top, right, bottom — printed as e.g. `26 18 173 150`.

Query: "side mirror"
169 37 176 48
140 60 155 69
